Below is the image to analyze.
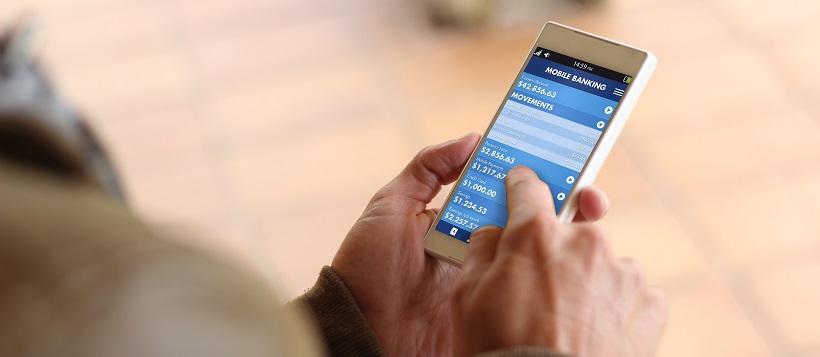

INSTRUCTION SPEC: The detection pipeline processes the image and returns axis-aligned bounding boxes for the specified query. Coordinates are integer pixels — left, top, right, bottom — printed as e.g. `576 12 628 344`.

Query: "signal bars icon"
534 50 550 58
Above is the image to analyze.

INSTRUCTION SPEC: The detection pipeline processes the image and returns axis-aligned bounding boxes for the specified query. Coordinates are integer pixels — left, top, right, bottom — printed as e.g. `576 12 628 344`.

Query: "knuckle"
507 214 558 253
522 214 558 236
416 144 436 159
621 258 647 287
566 224 613 270
507 173 529 189
450 279 471 305
647 287 668 309
578 224 612 255
471 225 502 241
410 146 435 173
647 288 670 324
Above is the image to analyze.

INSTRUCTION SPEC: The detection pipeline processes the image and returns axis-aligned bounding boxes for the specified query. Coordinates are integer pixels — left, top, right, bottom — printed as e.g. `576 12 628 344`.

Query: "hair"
0 111 90 181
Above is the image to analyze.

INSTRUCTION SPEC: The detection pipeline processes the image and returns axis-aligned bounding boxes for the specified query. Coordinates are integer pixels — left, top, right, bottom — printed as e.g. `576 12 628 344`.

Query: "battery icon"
623 76 632 84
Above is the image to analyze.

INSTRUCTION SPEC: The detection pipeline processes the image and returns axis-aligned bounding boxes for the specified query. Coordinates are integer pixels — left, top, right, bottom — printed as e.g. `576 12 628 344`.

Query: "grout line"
340 3 431 152
703 1 820 354
621 132 792 355
622 0 803 354
148 0 286 294
794 342 820 357
699 0 820 130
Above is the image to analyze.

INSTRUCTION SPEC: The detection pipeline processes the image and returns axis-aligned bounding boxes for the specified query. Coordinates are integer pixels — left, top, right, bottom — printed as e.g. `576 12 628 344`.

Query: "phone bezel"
423 22 657 267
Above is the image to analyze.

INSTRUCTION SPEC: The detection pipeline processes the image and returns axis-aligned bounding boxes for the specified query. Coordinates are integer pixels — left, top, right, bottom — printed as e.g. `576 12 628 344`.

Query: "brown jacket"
0 115 569 356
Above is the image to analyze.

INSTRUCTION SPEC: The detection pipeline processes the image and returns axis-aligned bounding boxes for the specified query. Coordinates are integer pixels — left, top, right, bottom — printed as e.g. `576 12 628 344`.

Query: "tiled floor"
6 0 820 355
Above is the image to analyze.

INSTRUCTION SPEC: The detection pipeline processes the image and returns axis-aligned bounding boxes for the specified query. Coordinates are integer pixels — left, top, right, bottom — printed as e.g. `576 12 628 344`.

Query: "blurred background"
4 0 820 355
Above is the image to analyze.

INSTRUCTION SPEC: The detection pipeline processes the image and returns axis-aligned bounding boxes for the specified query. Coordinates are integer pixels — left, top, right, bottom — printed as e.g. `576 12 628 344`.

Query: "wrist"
290 266 385 356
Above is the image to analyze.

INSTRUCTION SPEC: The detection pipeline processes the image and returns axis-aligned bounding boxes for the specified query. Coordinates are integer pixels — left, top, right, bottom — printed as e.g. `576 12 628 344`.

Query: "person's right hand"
450 166 668 357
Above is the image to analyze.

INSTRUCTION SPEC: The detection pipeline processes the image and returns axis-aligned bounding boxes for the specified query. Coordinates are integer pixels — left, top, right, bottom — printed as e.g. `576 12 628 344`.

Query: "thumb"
498 166 560 256
382 133 481 204
462 225 503 274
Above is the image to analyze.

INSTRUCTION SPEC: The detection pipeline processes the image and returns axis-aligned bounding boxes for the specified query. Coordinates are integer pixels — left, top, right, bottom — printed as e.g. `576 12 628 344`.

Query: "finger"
383 133 481 204
462 225 503 275
619 257 647 288
497 166 559 257
629 287 669 356
503 166 556 228
645 287 669 327
573 185 610 222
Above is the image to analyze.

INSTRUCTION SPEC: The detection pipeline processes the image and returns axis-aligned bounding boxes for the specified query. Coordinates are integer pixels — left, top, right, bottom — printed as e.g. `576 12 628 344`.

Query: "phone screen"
434 47 632 243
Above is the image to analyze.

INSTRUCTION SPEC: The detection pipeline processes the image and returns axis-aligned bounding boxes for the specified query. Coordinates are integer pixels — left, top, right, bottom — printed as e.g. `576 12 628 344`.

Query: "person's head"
0 111 89 181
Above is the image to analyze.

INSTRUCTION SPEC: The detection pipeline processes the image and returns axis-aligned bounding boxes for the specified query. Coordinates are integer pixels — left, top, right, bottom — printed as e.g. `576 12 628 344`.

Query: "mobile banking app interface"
435 47 632 243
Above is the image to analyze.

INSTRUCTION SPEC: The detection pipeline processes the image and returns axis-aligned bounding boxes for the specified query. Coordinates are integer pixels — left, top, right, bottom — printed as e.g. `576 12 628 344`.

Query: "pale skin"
451 166 668 357
331 133 616 356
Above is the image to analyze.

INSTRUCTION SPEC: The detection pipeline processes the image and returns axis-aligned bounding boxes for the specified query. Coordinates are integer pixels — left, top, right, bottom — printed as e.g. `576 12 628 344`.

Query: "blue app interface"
435 47 632 243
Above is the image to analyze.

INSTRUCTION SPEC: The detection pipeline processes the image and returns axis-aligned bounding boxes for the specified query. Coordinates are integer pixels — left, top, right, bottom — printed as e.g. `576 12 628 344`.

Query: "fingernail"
470 227 488 239
454 132 478 142
598 187 610 209
470 226 494 240
507 165 529 177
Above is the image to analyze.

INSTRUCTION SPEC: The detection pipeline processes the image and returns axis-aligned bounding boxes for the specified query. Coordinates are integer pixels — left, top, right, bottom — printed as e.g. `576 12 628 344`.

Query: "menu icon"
613 88 624 97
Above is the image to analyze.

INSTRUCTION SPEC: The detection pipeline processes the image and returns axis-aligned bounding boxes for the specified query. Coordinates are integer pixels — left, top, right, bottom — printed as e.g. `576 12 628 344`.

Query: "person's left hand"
331 133 610 356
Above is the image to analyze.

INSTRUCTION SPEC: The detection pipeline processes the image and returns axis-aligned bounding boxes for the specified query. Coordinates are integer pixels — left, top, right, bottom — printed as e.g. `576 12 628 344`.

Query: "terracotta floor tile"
262 201 367 299
626 45 788 140
711 0 820 45
165 0 338 46
164 0 276 27
55 50 192 114
508 4 783 143
689 166 820 269
382 32 533 110
93 104 211 181
153 218 265 278
657 275 774 357
127 164 230 229
361 9 540 98
553 0 735 55
772 40 820 93
746 258 820 351
643 104 820 198
594 145 656 205
599 199 710 285
412 89 505 145
38 1 168 73
204 60 381 144
223 119 413 214
8 0 820 350
11 0 129 18
380 27 545 145
355 2 532 57
189 18 359 92
800 89 820 122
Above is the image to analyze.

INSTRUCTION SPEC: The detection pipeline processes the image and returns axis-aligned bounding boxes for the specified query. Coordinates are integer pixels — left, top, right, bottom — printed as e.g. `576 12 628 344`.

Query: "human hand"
331 134 611 356
451 166 668 357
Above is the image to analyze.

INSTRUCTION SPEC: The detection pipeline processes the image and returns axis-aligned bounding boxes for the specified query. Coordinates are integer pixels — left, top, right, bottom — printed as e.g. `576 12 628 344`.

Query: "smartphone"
423 22 656 266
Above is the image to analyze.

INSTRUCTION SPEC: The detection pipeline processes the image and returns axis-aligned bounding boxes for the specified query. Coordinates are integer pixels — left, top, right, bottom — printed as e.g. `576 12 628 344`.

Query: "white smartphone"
424 22 656 266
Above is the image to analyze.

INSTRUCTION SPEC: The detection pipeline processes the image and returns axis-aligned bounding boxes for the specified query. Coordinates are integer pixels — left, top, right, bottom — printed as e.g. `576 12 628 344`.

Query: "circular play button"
597 121 605 129
566 176 575 184
557 192 566 201
604 106 614 115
